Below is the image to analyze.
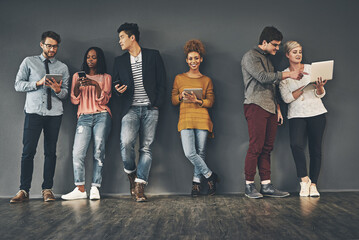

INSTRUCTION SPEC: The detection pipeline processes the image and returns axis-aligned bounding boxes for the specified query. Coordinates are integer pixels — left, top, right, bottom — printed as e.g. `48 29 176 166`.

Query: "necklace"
134 54 140 63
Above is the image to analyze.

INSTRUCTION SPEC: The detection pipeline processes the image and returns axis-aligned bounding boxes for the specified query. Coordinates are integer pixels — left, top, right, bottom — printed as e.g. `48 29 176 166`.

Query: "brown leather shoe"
10 190 29 203
42 189 55 202
134 182 147 202
128 172 137 198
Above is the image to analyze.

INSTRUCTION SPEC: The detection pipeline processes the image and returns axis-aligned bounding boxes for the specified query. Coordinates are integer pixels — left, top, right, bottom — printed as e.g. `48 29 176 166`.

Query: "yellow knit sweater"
171 73 214 135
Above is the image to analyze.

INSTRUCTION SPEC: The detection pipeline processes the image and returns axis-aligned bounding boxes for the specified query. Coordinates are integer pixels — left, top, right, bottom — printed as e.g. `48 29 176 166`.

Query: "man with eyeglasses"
241 26 304 199
11 31 69 203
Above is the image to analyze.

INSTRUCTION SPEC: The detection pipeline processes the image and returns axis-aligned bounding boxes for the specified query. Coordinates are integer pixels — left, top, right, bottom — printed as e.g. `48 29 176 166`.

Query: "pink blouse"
71 73 112 118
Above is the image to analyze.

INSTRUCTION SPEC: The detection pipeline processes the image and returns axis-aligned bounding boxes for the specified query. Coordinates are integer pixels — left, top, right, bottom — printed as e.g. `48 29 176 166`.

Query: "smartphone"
78 71 86 78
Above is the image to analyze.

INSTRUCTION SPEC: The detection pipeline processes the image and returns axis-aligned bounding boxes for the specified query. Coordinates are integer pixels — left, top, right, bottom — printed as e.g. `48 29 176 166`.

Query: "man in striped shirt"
113 23 166 202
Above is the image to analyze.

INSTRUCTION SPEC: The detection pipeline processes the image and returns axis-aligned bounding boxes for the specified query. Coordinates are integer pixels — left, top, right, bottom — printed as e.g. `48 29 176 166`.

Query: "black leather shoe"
191 182 201 197
260 183 290 198
245 183 263 199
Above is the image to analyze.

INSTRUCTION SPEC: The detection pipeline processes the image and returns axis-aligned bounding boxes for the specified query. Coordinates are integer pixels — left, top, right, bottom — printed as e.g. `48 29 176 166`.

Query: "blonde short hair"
284 41 302 54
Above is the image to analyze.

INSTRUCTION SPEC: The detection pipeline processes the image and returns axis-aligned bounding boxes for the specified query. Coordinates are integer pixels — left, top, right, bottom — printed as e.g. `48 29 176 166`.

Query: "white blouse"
279 64 327 119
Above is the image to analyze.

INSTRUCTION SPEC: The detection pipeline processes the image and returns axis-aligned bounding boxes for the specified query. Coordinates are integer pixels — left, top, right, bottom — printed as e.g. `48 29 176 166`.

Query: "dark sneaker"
191 182 201 197
128 172 137 198
207 172 219 196
42 189 56 202
134 182 148 202
260 183 290 198
10 190 29 203
245 183 263 199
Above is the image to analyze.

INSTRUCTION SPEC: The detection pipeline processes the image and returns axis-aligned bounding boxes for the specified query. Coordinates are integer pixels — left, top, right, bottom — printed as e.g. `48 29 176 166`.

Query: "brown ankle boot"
128 172 137 198
191 182 201 197
207 172 220 196
134 182 147 202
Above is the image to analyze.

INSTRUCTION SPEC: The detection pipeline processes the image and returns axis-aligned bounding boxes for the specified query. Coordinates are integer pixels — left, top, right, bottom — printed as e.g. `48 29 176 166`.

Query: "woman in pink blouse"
62 47 112 200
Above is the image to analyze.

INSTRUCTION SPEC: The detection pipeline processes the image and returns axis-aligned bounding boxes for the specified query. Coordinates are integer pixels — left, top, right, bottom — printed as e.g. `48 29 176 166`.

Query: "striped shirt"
130 52 151 106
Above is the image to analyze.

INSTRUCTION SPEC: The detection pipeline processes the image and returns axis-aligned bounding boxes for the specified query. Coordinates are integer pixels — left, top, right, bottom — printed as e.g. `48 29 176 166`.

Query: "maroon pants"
244 104 278 181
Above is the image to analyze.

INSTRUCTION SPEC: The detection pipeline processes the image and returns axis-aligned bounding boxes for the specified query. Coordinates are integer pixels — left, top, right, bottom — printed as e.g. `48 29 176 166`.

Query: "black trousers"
289 114 326 184
20 113 62 192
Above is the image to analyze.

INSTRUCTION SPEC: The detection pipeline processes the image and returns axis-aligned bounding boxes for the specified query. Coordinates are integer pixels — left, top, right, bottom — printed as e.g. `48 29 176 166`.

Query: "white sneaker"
61 187 87 200
90 186 100 200
309 185 320 197
299 179 311 197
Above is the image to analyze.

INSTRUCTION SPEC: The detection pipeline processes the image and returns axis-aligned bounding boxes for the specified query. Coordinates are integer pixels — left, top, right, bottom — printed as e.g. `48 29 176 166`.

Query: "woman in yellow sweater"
171 39 219 196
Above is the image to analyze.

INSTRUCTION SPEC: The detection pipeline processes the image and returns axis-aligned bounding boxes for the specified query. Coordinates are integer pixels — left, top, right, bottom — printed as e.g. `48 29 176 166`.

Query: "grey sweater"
241 47 282 114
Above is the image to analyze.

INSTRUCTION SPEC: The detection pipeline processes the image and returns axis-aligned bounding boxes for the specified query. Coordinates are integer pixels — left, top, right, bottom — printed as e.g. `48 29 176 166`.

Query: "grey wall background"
0 0 358 197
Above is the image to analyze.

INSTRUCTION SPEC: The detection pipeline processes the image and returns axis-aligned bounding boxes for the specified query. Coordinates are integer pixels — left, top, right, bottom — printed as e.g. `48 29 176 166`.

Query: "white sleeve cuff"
314 88 326 98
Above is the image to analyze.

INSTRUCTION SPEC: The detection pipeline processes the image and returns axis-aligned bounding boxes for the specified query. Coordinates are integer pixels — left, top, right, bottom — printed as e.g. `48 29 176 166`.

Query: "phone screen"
78 71 86 78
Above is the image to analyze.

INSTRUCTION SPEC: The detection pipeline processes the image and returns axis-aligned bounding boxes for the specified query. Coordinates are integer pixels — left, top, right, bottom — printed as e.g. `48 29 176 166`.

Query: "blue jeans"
72 112 111 187
20 113 62 192
120 106 159 183
180 129 212 183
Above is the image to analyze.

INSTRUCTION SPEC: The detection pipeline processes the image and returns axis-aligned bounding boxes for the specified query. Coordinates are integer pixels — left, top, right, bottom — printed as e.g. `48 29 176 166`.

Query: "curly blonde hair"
184 39 206 57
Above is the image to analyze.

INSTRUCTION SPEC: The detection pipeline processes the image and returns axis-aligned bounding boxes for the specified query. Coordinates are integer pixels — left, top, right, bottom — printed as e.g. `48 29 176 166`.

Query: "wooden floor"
1 192 359 240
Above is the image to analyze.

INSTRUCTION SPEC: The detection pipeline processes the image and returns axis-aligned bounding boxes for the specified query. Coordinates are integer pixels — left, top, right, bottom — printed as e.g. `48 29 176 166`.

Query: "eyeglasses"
269 42 281 48
43 43 59 49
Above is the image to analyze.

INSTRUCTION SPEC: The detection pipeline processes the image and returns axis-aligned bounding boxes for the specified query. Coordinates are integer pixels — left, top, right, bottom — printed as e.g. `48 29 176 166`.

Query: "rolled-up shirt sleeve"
55 65 69 100
14 58 38 92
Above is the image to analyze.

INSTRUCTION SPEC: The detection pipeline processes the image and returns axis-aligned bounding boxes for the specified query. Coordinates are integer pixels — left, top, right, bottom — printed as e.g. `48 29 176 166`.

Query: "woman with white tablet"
62 47 112 200
279 41 327 197
171 39 219 196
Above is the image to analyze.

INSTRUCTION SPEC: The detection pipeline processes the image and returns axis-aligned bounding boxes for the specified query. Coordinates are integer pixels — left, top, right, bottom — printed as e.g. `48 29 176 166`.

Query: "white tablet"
310 60 334 83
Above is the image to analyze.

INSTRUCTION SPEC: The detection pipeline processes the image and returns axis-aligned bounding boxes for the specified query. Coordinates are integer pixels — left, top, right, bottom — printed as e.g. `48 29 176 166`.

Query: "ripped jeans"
72 112 111 187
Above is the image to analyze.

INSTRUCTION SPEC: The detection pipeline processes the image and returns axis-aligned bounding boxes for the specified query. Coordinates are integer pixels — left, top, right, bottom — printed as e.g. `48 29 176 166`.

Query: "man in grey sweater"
241 26 303 199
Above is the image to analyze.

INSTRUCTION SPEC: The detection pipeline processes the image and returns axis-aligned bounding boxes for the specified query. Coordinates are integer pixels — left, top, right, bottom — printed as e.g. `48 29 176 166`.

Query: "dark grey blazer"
112 48 166 119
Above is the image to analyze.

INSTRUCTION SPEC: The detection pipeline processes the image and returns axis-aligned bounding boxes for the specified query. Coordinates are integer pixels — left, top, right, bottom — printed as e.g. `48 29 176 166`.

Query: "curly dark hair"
184 39 206 57
81 47 107 75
